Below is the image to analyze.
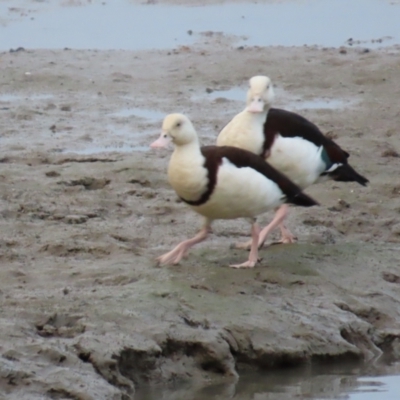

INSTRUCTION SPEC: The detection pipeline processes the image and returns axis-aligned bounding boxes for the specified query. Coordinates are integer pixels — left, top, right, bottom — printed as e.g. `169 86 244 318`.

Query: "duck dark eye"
176 122 181 127
163 134 167 138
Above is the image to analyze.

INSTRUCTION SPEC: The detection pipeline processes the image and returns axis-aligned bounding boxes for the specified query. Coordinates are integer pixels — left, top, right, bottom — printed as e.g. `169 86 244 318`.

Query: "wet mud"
1 1 400 399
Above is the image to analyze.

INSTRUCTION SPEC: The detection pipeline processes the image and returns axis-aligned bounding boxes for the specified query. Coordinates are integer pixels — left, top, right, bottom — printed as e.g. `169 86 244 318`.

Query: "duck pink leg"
157 222 211 265
257 204 291 247
274 222 297 245
234 204 290 250
230 221 260 269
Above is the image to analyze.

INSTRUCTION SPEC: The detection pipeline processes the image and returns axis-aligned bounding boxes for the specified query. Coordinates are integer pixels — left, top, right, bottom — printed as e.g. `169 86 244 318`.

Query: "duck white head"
150 113 198 148
246 75 275 113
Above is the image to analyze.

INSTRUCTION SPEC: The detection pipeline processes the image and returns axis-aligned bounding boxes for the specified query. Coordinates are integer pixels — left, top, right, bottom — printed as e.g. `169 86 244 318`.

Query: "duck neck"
171 138 203 165
174 137 201 154
168 138 207 201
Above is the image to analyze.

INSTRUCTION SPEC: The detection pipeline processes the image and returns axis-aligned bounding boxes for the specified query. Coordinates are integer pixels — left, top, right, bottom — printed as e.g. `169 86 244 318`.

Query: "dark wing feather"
201 145 318 208
264 108 350 163
264 108 368 186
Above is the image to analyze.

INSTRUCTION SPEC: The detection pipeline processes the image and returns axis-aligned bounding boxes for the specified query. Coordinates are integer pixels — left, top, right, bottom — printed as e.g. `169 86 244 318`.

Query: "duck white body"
183 157 283 220
268 135 327 189
150 113 317 268
216 75 368 248
216 75 297 246
217 76 325 190
219 128 329 190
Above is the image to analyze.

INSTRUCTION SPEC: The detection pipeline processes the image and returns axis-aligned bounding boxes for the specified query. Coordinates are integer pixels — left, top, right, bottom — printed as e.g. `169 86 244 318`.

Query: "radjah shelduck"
217 76 368 249
150 113 318 269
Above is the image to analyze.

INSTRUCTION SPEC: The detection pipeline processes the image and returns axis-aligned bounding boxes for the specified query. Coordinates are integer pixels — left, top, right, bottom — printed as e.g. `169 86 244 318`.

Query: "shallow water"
285 98 357 110
204 86 356 110
0 93 54 102
110 107 166 121
61 124 152 154
134 364 400 400
208 87 244 102
351 376 400 399
1 0 400 51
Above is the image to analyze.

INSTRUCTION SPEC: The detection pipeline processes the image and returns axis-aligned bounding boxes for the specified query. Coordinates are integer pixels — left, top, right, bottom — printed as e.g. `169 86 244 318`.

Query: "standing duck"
150 113 318 268
217 76 368 249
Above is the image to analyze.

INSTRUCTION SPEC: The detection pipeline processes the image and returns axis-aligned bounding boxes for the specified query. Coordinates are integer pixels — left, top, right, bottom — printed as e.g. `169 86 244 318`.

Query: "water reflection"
349 375 399 399
134 363 400 400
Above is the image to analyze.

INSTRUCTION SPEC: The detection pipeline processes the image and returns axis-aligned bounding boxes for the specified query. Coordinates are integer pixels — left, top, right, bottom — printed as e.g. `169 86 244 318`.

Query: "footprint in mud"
382 271 400 284
40 242 114 258
58 176 110 190
35 313 85 338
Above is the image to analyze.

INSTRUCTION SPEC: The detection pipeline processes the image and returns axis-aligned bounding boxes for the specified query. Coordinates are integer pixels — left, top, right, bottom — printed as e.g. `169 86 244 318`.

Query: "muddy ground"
1 12 400 400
